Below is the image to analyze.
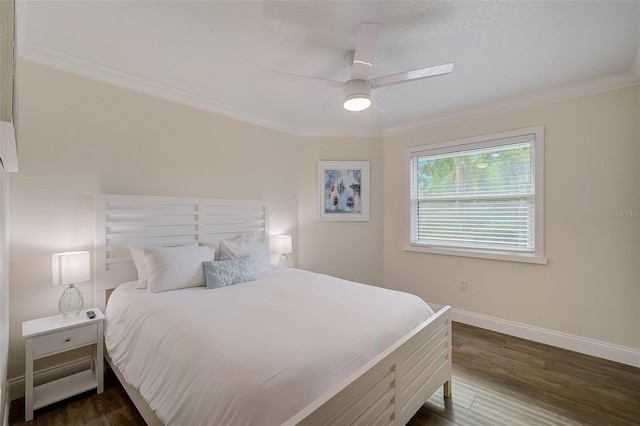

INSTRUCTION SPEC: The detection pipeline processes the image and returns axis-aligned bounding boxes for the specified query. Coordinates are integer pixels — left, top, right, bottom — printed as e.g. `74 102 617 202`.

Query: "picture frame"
317 161 369 221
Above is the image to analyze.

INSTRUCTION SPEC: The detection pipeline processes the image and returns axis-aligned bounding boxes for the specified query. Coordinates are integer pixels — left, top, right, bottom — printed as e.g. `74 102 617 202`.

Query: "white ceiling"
17 1 640 137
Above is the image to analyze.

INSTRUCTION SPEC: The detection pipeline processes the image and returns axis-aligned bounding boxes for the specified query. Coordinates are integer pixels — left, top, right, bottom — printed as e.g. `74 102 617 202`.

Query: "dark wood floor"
9 369 145 426
10 322 640 425
411 323 640 426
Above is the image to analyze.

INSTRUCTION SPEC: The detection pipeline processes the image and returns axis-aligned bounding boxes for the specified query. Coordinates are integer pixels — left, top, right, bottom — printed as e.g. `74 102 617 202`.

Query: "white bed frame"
94 194 451 425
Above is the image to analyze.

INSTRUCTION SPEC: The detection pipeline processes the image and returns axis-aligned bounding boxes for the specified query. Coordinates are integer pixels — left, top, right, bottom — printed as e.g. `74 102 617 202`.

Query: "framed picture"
317 161 369 221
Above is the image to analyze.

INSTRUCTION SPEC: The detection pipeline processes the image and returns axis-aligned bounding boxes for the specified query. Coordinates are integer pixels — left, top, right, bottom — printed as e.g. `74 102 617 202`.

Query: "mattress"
105 268 433 425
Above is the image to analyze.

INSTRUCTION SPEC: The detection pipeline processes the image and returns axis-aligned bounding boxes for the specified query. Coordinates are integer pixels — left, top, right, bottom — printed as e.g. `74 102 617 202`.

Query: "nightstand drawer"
33 324 98 357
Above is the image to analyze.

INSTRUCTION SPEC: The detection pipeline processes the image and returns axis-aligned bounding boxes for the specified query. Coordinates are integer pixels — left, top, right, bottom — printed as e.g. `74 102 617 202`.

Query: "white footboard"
284 306 452 426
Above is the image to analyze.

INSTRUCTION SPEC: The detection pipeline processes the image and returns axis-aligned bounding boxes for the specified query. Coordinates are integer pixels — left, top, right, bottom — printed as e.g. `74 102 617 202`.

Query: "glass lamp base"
59 284 84 318
278 254 290 268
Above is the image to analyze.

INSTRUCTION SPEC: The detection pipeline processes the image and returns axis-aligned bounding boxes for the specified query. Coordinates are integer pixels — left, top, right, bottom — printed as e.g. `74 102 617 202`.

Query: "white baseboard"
8 356 92 401
429 304 640 368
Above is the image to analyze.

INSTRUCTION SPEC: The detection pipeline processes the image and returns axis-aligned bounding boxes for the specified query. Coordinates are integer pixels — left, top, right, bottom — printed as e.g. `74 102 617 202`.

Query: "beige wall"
297 137 383 286
383 86 640 349
7 61 383 379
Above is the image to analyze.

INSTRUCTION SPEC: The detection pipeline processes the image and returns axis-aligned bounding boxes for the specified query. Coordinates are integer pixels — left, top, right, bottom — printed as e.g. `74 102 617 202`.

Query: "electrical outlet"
459 279 468 291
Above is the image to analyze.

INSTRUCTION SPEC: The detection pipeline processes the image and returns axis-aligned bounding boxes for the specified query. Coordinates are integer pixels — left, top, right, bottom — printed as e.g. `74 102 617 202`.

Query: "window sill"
404 244 548 265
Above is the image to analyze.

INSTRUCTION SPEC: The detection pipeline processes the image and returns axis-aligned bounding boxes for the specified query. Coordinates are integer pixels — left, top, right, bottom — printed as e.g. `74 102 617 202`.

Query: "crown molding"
384 71 640 137
18 43 299 133
17 41 639 140
17 42 384 139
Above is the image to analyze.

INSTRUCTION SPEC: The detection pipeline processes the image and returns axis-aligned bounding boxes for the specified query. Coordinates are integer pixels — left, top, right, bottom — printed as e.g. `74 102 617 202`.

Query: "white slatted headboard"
94 194 269 310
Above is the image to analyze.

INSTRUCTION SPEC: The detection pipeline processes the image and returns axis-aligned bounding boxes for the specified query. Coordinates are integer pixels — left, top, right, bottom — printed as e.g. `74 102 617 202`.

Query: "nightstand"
22 308 105 421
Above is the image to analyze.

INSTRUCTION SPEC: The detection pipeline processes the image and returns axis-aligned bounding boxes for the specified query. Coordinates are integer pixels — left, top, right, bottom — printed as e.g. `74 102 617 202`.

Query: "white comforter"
105 268 433 425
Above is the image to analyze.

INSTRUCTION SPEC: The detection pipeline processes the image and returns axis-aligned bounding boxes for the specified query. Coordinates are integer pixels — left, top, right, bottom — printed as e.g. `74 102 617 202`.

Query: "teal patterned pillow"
202 256 255 289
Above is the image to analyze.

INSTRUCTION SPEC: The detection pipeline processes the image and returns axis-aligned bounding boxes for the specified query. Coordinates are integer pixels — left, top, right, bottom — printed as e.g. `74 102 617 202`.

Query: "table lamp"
275 235 292 268
52 251 90 317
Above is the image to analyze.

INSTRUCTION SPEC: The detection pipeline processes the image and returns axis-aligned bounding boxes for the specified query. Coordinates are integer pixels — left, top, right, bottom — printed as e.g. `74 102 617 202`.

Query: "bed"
94 194 451 425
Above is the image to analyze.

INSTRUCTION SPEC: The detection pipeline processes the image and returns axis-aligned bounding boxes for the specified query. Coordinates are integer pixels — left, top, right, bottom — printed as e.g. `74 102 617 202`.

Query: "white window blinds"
409 134 537 253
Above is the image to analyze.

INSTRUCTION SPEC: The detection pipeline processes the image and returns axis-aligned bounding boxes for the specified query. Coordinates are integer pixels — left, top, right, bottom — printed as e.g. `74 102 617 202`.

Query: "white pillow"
129 243 199 289
219 236 271 274
199 242 220 260
142 245 215 293
128 245 149 288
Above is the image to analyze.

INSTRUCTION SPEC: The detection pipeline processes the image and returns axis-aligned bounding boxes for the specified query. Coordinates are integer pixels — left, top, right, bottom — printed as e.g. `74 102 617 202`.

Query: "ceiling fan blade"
372 93 389 114
370 62 454 89
271 70 344 89
311 93 342 116
351 23 384 81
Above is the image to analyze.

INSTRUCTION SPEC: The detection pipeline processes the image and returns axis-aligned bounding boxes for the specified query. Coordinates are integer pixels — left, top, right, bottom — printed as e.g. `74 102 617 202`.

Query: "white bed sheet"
105 268 433 425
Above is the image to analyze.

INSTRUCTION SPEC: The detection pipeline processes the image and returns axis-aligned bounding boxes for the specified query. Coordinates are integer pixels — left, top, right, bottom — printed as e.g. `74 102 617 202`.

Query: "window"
406 126 546 264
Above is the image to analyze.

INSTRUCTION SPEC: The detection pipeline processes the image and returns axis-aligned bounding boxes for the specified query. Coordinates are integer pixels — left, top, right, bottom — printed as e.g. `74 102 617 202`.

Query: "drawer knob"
64 337 71 342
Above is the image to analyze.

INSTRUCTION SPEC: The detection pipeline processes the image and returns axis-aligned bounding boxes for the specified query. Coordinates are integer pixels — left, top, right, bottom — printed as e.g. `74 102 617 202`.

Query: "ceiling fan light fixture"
343 79 372 112
344 93 371 112
275 23 455 115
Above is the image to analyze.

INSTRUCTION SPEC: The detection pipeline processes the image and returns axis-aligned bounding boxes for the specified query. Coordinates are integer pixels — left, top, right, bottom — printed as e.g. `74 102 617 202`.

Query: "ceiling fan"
273 23 454 112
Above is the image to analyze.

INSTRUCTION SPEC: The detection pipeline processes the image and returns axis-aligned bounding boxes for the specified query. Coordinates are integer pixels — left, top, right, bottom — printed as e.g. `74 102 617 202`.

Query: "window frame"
405 126 547 264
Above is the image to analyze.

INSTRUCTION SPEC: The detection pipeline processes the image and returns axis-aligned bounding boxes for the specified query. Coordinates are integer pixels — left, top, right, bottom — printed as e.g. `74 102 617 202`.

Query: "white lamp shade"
275 235 292 255
52 251 91 286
